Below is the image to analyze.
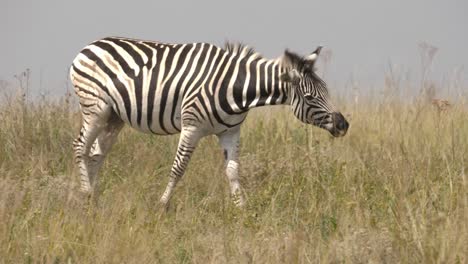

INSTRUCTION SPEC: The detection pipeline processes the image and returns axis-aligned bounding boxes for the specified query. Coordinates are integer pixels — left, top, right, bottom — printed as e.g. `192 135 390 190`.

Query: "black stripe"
159 45 191 133
232 56 247 111
155 46 178 134
197 93 214 127
207 52 236 127
115 39 153 127
74 85 104 101
92 41 135 78
80 49 132 123
183 45 217 100
170 44 202 131
189 103 204 121
71 64 121 116
245 59 260 106
219 54 248 115
271 65 281 105
256 62 273 107
131 41 153 67
113 39 145 67
147 46 165 133
91 40 148 126
193 48 224 126
181 44 207 99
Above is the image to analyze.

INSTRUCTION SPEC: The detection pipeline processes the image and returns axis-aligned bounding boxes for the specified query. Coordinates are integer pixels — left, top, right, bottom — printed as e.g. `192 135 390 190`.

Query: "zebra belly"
110 101 183 135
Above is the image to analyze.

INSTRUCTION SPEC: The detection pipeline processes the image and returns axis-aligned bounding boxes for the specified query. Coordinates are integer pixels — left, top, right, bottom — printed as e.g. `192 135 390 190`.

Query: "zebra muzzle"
331 112 349 137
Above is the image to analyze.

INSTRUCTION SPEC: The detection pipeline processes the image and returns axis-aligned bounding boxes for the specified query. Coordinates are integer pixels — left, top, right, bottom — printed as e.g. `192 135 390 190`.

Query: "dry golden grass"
0 90 467 263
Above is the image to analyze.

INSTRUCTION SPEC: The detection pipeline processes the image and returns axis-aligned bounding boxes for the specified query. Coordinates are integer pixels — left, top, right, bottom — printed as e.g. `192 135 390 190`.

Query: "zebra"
70 37 349 207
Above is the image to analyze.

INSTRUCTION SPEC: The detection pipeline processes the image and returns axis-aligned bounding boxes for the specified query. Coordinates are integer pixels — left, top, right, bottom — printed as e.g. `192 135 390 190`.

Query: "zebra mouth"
314 112 348 137
329 128 347 137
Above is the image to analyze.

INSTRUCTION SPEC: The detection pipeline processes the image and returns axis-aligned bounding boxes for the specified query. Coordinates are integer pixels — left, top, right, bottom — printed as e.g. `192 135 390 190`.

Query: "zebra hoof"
78 185 95 202
80 186 93 196
156 202 170 218
79 185 92 194
232 194 245 208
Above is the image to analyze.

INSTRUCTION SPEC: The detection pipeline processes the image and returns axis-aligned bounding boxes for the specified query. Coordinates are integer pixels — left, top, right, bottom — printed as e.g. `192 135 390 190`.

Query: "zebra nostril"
344 119 349 130
339 119 348 131
337 121 344 130
333 112 348 131
338 118 346 130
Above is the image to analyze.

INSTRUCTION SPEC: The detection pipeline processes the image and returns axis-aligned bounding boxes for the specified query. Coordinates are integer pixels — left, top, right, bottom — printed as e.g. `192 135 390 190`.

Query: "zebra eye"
304 94 314 101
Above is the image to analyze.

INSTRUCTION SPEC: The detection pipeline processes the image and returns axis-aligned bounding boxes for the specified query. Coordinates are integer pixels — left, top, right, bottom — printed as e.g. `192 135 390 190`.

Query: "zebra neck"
240 58 291 110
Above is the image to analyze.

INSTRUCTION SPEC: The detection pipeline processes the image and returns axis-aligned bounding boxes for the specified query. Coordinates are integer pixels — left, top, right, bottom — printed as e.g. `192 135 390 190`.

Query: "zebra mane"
281 50 309 71
224 42 262 59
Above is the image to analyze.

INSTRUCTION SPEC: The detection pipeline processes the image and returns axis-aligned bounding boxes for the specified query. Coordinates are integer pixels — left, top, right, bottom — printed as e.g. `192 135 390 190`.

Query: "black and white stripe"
70 37 348 206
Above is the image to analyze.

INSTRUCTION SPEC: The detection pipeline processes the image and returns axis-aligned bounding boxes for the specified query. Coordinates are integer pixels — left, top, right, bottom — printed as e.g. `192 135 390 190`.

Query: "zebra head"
280 46 349 137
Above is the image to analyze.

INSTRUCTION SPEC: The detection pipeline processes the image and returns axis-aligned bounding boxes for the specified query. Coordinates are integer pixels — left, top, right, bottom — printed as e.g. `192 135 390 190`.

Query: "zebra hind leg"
73 100 113 194
88 112 124 193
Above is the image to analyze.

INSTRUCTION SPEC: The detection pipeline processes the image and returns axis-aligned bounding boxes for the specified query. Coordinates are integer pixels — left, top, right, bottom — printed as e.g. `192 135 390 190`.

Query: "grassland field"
0 88 467 263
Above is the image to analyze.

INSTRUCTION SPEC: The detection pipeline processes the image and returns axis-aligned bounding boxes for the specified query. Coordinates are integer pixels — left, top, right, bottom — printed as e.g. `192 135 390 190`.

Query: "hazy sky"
1 0 467 96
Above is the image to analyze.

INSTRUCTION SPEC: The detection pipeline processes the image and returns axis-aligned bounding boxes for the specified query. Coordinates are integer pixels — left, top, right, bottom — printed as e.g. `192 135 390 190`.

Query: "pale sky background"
1 0 467 98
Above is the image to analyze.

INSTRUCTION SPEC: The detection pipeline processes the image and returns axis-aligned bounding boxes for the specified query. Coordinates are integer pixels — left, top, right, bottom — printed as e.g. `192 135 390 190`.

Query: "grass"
0 89 467 263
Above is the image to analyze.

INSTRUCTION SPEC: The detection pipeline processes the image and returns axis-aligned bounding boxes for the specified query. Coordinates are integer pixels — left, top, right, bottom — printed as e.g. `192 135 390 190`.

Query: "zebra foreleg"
159 126 202 207
218 126 245 207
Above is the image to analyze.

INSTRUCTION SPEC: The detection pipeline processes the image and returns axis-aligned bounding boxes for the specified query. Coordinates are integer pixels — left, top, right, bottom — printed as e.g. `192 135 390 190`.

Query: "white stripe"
150 46 170 133
249 59 266 108
74 53 129 123
183 44 213 103
87 45 138 125
241 55 256 108
226 49 250 112
140 46 156 132
179 44 204 99
208 51 229 96
263 60 274 105
100 40 140 76
265 61 278 105
120 39 149 65
161 44 196 132
214 53 237 115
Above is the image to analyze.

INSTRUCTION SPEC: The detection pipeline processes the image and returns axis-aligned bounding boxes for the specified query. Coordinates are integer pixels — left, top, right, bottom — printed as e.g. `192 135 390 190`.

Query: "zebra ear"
280 69 300 83
305 46 323 63
282 49 302 67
